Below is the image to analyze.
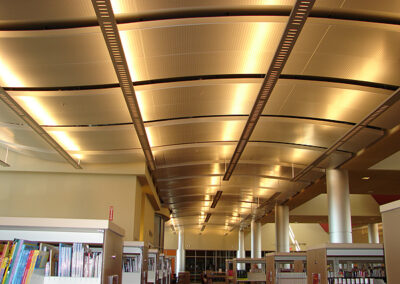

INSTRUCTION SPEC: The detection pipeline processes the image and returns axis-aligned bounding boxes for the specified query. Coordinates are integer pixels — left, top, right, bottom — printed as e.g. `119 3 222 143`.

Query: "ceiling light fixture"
91 0 156 172
223 0 316 181
362 176 370 180
204 213 212 223
211 190 223 208
0 87 82 169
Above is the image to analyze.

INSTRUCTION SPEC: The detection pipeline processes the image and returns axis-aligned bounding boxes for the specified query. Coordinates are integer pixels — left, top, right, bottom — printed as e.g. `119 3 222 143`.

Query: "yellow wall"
0 171 139 240
184 227 238 250
138 184 156 246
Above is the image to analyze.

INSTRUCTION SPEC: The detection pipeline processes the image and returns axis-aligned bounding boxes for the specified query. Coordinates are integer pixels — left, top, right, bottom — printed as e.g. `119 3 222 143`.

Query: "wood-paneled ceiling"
1 0 400 232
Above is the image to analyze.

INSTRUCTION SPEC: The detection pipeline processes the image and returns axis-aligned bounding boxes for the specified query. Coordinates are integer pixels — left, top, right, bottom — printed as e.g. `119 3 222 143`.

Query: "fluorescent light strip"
0 87 81 169
223 0 315 181
204 213 212 223
91 0 156 172
211 190 223 208
292 87 400 182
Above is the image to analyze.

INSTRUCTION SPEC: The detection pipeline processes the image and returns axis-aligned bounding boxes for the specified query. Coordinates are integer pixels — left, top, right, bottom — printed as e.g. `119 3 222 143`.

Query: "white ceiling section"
1 0 400 231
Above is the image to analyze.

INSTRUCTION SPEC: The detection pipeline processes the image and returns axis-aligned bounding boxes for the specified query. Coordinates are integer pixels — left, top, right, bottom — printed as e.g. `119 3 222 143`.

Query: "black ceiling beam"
292 87 400 182
3 7 400 31
4 74 398 92
223 0 316 181
91 0 156 172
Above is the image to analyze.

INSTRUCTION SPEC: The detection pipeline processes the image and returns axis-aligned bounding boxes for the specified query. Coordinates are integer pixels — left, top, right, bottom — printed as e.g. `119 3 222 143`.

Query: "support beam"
327 169 352 243
368 223 379 244
275 204 289 252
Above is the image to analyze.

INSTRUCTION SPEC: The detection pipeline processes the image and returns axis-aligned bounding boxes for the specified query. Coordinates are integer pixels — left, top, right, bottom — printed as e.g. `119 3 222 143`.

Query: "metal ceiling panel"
119 18 286 81
153 144 235 167
135 78 392 127
285 18 400 86
9 88 131 126
0 101 24 125
0 0 95 24
0 125 56 151
43 125 141 151
241 141 351 169
252 116 383 152
156 163 322 182
146 120 245 147
0 28 116 87
264 80 393 125
70 150 145 164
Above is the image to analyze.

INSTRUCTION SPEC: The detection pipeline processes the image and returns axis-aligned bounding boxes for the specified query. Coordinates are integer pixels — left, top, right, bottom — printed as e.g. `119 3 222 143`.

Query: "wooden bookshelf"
265 252 306 284
0 217 124 284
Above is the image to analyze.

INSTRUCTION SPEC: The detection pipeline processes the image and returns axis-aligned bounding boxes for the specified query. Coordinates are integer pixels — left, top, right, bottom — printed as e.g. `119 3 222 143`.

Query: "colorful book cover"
22 250 39 284
2 241 17 284
20 251 34 284
10 241 38 284
0 257 9 282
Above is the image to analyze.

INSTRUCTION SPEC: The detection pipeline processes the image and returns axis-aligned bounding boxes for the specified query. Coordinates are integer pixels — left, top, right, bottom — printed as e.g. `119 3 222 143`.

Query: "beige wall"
0 171 139 240
139 187 156 246
291 194 380 216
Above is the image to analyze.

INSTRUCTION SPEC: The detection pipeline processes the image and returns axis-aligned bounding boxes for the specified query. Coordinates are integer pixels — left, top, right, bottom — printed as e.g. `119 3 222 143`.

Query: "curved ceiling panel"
135 78 391 127
285 18 400 86
9 88 131 126
43 125 141 151
0 0 95 24
146 120 245 147
119 18 286 81
0 28 116 87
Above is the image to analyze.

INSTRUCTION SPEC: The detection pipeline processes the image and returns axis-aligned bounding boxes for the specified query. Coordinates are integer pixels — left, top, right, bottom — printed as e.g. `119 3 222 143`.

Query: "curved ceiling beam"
2 7 400 31
4 74 397 92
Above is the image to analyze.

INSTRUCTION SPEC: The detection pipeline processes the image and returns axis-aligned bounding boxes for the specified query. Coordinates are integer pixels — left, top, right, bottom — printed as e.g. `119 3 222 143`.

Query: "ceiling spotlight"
362 176 370 180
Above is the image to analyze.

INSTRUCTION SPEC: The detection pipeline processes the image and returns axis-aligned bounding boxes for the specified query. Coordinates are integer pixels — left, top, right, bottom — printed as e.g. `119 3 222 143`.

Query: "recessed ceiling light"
362 176 370 180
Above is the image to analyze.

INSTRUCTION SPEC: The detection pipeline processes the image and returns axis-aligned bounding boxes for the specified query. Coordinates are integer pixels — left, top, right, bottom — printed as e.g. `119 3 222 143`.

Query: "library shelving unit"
157 254 164 284
0 216 124 284
230 258 267 283
306 243 386 284
380 199 400 283
122 241 148 284
147 248 159 284
265 252 306 284
164 256 172 284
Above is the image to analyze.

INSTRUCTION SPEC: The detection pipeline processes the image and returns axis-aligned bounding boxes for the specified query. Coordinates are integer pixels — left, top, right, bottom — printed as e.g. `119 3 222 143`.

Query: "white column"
275 204 289 252
176 229 185 275
326 169 352 243
368 223 379 244
237 229 245 270
251 218 261 258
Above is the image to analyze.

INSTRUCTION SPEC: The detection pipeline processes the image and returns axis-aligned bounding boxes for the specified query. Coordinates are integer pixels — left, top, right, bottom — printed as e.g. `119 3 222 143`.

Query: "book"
21 250 40 284
1 242 17 284
9 241 38 284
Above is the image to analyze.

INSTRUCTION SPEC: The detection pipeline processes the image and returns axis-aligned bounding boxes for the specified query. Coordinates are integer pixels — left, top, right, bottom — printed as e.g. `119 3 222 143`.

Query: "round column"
176 229 185 276
275 204 289 252
368 223 379 244
237 229 245 270
326 169 352 243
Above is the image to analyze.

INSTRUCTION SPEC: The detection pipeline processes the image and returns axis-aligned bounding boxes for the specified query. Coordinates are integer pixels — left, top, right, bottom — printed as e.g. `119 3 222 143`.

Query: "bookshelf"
0 217 124 284
231 258 266 284
157 254 164 284
122 241 147 284
147 248 159 284
265 252 306 284
306 243 385 284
